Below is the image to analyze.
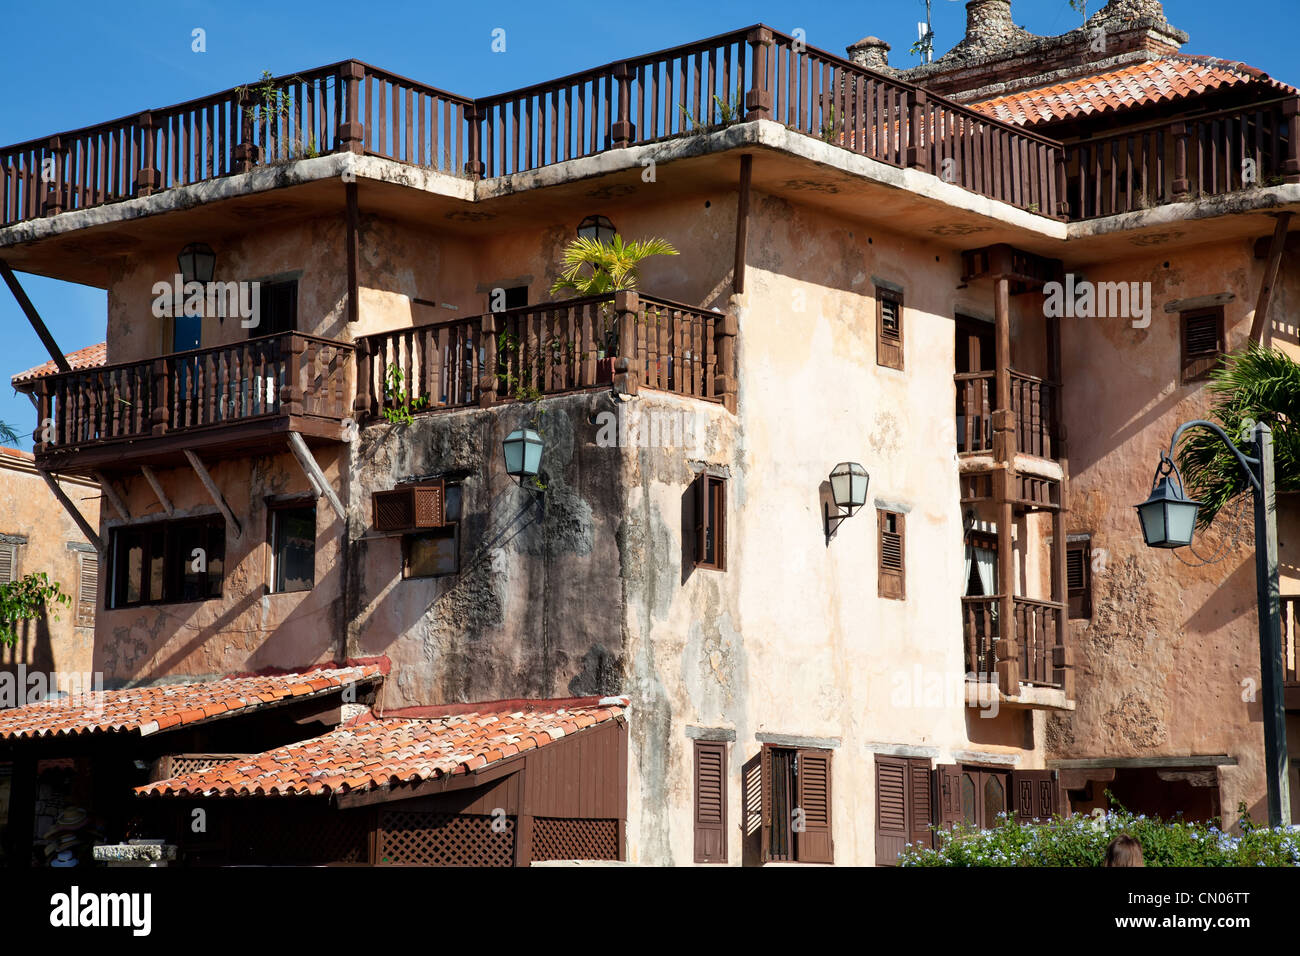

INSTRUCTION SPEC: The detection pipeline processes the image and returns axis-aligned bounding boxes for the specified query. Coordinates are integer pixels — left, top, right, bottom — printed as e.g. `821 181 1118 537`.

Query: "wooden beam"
92 471 130 521
0 260 71 372
140 465 174 516
1251 212 1293 346
183 450 242 538
732 154 752 295
1253 230 1300 259
287 431 345 522
345 180 360 323
36 469 102 553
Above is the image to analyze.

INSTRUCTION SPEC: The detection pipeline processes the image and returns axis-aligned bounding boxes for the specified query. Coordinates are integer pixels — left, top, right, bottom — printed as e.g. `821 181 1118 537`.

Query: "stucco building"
0 0 1297 865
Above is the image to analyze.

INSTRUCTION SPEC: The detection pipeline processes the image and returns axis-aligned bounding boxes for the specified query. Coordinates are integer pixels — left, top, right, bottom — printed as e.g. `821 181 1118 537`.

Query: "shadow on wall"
0 614 56 683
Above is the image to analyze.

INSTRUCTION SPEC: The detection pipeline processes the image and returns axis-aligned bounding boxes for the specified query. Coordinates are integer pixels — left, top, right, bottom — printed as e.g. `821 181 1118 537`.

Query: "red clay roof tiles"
971 57 1295 127
0 665 382 739
11 342 108 385
136 697 630 798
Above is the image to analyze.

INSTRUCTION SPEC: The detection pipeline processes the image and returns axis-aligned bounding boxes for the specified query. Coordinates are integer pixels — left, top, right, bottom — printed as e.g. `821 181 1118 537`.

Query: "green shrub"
900 805 1300 867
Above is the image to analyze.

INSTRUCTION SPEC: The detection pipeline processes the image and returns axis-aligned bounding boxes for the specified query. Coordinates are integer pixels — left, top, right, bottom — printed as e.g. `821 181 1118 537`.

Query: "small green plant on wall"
382 363 429 425
0 572 70 645
235 71 321 159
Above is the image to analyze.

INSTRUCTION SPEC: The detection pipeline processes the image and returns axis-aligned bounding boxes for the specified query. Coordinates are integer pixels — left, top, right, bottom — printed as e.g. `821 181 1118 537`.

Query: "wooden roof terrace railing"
6 26 1298 228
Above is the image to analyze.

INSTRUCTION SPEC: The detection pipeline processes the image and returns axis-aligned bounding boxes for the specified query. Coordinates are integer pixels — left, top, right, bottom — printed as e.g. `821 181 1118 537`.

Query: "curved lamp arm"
1167 418 1263 494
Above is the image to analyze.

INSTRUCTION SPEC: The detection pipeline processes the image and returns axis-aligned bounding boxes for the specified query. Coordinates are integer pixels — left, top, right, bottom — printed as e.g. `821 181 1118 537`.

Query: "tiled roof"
136 697 630 798
12 342 108 385
971 57 1296 127
0 666 382 739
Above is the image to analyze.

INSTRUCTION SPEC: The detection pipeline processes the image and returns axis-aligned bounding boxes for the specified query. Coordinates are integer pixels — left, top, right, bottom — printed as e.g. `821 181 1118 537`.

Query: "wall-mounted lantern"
503 428 543 485
1135 452 1201 550
825 461 869 540
177 242 216 284
577 215 616 244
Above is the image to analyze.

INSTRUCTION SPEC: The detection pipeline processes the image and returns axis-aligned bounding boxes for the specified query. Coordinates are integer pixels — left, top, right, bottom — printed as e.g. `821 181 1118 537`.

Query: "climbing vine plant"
0 572 70 645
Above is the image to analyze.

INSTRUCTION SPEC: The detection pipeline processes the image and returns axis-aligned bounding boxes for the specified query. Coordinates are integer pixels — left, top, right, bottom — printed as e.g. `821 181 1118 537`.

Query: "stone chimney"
957 0 1032 58
1094 0 1169 24
846 36 891 71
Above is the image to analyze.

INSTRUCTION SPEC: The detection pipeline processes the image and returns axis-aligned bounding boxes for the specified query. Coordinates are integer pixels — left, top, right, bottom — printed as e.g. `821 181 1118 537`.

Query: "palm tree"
1178 343 1300 528
549 234 678 296
0 421 21 446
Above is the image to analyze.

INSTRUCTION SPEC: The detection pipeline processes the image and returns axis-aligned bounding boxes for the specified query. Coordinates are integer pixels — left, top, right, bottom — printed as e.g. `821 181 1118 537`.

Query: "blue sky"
0 0 1293 446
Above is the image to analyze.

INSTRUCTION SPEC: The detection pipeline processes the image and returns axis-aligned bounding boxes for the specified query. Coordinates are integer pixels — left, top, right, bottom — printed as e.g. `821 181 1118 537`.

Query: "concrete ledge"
685 726 737 742
755 732 841 749
970 679 1075 711
863 742 941 758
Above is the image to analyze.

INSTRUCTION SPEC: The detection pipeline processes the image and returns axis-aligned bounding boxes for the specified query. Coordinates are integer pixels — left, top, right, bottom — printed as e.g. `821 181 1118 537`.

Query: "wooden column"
136 112 161 197
281 335 305 416
464 105 485 179
611 62 635 147
744 28 773 121
479 312 500 407
352 338 373 418
613 291 640 398
905 90 929 172
42 137 66 215
150 357 170 436
345 179 360 323
992 275 1020 694
733 154 752 295
1046 310 1074 697
1171 121 1190 197
337 61 366 154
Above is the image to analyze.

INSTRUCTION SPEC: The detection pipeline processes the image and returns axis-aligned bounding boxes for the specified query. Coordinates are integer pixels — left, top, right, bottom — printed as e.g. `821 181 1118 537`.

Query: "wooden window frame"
693 474 727 571
268 501 317 594
1066 538 1093 619
693 741 727 863
75 552 98 628
876 287 904 370
1180 306 1225 384
878 509 906 600
401 525 460 579
108 515 225 609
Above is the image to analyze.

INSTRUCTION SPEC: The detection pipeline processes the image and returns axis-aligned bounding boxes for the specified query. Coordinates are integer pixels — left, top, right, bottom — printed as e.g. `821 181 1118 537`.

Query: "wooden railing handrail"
1067 95 1299 148
1012 595 1066 610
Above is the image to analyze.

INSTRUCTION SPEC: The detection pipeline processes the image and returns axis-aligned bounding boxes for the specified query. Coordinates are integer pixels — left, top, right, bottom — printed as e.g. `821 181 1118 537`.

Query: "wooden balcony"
356 292 735 416
962 595 1068 693
955 369 1058 460
30 332 354 475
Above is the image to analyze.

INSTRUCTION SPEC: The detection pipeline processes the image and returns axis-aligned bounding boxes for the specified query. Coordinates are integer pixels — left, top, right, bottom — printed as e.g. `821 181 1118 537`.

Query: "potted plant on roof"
549 233 678 384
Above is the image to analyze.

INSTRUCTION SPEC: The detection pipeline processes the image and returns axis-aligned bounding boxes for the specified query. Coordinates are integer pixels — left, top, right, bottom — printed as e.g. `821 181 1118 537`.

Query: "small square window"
1066 539 1092 619
404 525 459 578
1180 308 1224 383
878 509 905 600
270 504 316 593
876 288 904 370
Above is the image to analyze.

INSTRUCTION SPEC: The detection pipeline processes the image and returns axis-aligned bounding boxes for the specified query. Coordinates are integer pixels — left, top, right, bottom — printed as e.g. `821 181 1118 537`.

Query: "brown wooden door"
954 766 1010 829
1011 770 1060 821
794 748 833 863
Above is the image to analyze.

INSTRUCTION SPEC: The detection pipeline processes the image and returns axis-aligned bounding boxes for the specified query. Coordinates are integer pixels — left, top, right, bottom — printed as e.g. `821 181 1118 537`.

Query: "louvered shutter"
76 553 98 627
875 755 909 865
877 289 904 370
907 758 933 849
1066 544 1091 618
740 752 763 862
693 741 727 863
878 510 905 600
0 543 16 585
1011 770 1059 821
759 744 773 863
693 475 707 566
1181 309 1222 382
794 748 832 863
932 763 964 836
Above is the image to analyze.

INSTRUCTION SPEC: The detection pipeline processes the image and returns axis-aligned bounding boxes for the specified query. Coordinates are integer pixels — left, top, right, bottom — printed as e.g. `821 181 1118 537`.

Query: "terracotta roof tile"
11 342 108 386
971 57 1296 127
136 698 630 798
0 666 382 739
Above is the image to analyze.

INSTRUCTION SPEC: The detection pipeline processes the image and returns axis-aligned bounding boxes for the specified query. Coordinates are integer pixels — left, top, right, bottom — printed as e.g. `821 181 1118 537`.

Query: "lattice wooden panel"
378 811 515 866
168 754 250 777
531 817 619 862
232 807 369 864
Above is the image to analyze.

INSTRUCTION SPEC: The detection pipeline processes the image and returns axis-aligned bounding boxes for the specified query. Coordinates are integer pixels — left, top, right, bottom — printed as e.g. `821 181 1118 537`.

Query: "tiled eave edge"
0 119 1068 250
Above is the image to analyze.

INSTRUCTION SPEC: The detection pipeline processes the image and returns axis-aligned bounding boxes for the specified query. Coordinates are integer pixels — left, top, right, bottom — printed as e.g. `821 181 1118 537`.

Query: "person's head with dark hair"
1104 833 1144 867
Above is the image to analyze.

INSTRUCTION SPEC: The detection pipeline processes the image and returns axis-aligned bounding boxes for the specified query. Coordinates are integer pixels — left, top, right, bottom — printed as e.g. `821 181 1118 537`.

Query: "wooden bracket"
287 431 346 522
1250 211 1293 346
0 259 71 373
92 470 130 521
140 465 174 517
36 469 102 554
183 450 242 538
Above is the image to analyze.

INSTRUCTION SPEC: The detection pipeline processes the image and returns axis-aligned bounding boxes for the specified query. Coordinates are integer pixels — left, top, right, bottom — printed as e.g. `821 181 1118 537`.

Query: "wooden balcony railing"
962 594 1067 692
1065 98 1299 219
32 332 353 456
356 292 734 417
1284 596 1299 688
955 369 1057 459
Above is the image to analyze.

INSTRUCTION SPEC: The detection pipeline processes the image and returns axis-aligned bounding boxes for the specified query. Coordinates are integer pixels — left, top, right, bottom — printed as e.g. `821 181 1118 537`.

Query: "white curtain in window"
974 546 997 596
963 545 975 596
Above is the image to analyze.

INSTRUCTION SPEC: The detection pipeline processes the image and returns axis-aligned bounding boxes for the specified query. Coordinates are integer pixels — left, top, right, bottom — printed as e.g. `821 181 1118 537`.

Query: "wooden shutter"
794 748 833 863
878 510 905 600
0 543 16 585
693 741 727 863
874 755 909 865
932 763 964 835
693 475 726 570
877 288 904 370
1011 770 1059 821
76 553 98 627
741 751 763 861
759 745 773 862
907 758 933 849
1066 542 1091 618
1181 308 1223 383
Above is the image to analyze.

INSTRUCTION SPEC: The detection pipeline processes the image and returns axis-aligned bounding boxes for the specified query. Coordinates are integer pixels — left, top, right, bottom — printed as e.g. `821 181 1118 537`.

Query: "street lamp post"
1136 420 1290 827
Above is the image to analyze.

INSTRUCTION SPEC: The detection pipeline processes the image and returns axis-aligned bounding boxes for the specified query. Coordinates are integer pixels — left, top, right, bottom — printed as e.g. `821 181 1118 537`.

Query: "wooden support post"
141 465 174 517
345 180 360 323
281 335 306 416
479 312 500 407
733 154 752 295
713 311 738 414
464 104 485 179
613 291 640 398
42 137 66 215
906 89 929 172
610 62 635 147
992 275 1019 694
1250 211 1293 346
744 27 773 121
183 449 242 538
0 260 71 372
92 471 130 521
337 61 366 155
36 470 102 553
150 357 170 436
287 431 346 522
1171 121 1190 197
232 87 258 172
353 338 374 418
136 112 161 197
